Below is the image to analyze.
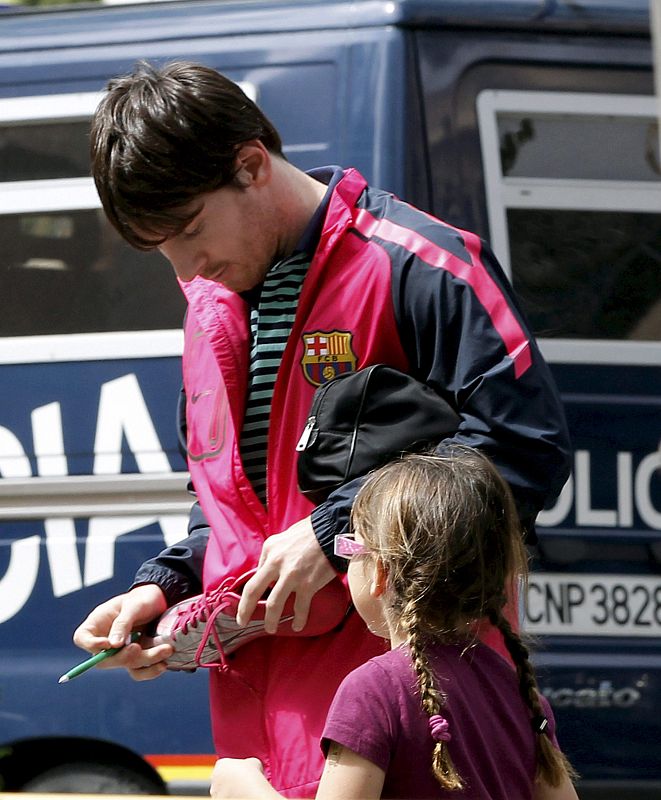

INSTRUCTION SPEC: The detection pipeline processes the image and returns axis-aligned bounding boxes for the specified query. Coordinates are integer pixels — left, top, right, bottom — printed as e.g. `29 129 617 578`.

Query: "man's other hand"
236 516 335 633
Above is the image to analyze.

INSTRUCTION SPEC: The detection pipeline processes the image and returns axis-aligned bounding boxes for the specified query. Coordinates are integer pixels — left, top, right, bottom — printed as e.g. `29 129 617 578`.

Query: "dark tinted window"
0 121 91 181
0 209 185 336
0 109 186 337
508 209 661 341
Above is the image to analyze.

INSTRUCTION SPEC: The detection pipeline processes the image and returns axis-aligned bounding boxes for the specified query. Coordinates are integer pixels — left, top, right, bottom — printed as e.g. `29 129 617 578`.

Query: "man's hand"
236 516 335 633
73 584 174 681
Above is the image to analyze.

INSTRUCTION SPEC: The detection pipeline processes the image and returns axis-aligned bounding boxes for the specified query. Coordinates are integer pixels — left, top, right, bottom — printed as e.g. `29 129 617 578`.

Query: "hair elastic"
429 714 452 743
531 715 549 735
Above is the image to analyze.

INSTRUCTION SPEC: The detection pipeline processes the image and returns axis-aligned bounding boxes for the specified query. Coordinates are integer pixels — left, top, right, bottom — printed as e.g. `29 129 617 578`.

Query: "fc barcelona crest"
301 330 357 386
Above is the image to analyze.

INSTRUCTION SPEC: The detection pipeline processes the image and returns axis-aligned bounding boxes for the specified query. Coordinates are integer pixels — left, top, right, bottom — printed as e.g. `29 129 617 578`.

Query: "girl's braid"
401 600 463 791
488 607 578 787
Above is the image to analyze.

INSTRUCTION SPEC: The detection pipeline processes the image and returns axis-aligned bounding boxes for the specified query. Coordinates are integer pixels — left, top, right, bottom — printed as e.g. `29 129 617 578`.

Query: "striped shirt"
240 251 310 503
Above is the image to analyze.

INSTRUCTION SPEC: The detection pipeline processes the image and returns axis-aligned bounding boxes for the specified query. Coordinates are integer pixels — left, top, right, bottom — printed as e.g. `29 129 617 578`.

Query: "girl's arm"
316 742 385 800
210 758 281 800
533 773 580 800
210 743 385 800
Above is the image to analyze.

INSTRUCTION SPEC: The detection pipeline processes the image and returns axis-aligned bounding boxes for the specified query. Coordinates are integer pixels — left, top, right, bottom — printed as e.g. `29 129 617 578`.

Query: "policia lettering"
0 374 184 624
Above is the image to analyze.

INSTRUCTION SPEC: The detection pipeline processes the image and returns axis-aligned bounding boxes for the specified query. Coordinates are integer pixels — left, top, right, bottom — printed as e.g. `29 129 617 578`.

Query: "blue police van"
0 1 658 797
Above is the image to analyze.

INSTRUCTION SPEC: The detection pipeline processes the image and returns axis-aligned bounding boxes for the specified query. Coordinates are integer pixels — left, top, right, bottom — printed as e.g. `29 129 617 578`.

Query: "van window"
0 120 90 181
477 91 661 350
506 209 660 341
498 113 659 182
0 94 185 338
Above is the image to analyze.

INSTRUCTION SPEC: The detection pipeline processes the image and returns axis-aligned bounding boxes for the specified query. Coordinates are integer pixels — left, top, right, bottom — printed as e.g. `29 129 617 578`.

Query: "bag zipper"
296 416 316 451
295 365 381 454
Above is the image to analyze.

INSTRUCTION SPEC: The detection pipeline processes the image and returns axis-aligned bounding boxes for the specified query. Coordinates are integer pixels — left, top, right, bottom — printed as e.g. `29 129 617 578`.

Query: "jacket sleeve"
394 235 571 536
311 233 571 560
130 386 209 605
311 476 366 572
130 500 209 605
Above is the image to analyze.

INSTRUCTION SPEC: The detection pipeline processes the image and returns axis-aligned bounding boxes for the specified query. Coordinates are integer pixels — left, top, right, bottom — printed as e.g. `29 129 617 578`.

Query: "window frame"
477 89 661 366
0 84 252 364
0 92 184 364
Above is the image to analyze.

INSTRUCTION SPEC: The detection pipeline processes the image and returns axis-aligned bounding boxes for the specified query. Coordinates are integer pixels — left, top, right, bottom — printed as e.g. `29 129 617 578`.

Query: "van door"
477 86 661 784
414 22 660 793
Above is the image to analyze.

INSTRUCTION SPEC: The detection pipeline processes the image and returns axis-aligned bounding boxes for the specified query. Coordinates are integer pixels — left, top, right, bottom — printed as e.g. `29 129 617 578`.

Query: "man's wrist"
310 502 347 573
130 567 194 606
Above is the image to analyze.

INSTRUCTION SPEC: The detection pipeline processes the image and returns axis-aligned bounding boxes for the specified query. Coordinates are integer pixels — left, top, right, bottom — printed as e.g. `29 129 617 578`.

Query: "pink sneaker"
153 570 350 671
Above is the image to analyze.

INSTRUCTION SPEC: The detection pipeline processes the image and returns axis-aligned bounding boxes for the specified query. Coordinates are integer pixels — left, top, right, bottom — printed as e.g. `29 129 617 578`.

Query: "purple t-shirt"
321 641 557 800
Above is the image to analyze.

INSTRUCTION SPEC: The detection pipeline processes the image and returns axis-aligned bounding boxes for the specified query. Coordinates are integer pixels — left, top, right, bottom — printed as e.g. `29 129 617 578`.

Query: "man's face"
157 182 277 293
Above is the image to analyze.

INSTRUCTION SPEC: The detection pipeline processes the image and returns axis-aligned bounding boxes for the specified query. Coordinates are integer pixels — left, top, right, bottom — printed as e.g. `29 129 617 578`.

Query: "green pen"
58 632 141 684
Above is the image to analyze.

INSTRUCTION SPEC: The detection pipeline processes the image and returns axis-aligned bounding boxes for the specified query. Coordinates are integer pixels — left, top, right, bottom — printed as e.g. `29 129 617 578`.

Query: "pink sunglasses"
334 534 369 560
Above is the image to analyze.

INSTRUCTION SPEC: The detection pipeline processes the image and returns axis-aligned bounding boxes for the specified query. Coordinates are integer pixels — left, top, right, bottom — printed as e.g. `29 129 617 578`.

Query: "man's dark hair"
90 60 284 248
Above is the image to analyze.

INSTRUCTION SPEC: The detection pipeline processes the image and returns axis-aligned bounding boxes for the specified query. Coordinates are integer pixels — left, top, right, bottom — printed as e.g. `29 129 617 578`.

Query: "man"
74 60 571 797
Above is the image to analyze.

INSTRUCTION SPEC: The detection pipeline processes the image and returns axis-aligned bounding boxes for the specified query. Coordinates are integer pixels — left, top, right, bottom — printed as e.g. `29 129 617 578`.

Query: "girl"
211 448 578 800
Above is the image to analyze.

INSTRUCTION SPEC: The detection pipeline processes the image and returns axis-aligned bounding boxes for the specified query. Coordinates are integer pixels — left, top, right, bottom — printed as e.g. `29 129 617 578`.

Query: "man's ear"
370 558 388 598
233 140 270 188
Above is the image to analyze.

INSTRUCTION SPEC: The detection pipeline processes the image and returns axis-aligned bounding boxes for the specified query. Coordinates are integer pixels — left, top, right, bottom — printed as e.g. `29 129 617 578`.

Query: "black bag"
295 364 460 504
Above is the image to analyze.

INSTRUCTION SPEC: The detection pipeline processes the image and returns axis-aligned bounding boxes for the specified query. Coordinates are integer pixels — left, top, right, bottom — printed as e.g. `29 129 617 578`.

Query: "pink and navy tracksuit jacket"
134 167 571 797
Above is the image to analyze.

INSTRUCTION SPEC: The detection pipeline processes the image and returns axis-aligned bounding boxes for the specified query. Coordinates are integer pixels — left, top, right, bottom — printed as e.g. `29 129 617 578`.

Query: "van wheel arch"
0 736 166 794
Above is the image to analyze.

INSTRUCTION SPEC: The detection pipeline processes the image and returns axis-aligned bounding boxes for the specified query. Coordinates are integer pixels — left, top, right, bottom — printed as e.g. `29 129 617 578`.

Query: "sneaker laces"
170 576 238 670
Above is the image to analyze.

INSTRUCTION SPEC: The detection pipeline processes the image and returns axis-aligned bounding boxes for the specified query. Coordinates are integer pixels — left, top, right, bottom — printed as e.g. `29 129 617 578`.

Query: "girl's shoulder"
369 640 486 669
360 641 469 674
427 638 519 677
343 646 410 689
334 646 420 712
357 643 462 695
351 639 519 698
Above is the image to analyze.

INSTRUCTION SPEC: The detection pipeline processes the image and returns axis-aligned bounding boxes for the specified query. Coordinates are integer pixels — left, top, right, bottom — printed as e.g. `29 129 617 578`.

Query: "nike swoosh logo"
191 389 214 403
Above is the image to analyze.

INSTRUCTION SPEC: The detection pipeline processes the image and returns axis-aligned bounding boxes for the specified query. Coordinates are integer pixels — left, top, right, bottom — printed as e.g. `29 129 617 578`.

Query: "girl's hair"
351 447 576 790
90 60 284 249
